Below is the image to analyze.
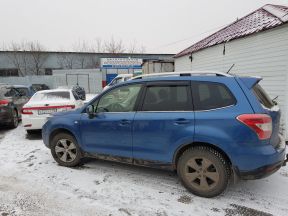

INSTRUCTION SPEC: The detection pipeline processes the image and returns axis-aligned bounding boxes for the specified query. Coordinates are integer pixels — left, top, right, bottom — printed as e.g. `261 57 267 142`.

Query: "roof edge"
263 4 288 22
174 4 288 58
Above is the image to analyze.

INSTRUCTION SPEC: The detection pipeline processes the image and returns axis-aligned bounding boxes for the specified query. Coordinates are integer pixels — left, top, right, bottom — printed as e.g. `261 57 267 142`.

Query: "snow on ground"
1 125 288 216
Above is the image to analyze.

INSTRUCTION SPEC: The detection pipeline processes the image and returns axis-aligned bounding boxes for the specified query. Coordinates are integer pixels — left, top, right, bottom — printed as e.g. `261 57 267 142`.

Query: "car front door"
133 81 195 164
80 84 142 159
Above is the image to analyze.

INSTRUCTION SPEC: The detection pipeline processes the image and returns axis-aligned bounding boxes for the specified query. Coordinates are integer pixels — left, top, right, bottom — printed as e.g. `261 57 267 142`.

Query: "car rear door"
132 81 194 164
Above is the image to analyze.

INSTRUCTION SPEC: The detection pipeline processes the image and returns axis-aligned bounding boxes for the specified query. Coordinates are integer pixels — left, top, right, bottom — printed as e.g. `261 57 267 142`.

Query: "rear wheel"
177 146 230 198
9 109 19 128
50 133 82 167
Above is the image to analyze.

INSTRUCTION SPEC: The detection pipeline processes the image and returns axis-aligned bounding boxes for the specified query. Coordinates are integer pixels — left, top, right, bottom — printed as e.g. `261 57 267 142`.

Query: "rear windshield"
252 84 274 109
31 91 70 102
0 87 9 99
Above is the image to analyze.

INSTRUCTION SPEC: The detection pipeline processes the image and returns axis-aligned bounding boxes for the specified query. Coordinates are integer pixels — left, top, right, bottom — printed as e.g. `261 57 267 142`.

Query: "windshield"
30 91 71 102
16 88 29 96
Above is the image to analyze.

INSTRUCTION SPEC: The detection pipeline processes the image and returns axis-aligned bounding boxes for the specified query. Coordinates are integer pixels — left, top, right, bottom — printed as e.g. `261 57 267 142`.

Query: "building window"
0 69 19 77
45 68 53 75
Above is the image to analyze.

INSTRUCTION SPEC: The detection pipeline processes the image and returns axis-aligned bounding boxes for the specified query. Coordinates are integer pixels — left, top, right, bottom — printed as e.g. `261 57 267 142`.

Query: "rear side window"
252 84 274 109
142 85 192 111
192 82 236 111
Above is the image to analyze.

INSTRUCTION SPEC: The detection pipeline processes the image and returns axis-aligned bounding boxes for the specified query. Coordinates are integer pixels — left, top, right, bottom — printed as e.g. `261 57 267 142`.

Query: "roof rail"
131 71 232 80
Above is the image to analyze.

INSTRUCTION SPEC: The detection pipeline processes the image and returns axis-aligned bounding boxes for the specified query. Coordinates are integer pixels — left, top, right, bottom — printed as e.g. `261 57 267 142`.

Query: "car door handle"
119 119 131 126
174 118 190 125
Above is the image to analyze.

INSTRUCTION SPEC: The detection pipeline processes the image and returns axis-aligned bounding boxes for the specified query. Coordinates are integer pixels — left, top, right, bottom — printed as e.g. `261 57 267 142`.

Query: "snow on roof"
174 4 288 58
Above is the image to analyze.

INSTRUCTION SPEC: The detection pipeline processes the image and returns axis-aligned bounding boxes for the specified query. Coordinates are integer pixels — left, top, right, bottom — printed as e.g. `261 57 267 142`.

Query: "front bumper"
41 121 50 148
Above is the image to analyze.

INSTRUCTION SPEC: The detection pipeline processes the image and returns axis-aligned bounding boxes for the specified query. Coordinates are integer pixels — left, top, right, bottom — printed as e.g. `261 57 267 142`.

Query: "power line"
149 23 228 51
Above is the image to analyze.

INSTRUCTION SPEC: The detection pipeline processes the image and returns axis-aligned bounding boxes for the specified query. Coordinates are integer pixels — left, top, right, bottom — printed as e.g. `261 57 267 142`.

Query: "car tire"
50 133 83 167
9 109 19 129
177 146 230 198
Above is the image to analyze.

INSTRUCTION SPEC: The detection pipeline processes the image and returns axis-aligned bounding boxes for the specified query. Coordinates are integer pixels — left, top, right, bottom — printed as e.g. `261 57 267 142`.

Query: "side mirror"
86 105 95 118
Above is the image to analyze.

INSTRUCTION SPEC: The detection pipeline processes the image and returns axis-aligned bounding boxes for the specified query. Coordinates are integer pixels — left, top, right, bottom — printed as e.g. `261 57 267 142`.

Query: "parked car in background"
0 85 28 128
13 85 35 98
22 88 85 134
32 84 50 92
103 74 133 91
42 71 287 198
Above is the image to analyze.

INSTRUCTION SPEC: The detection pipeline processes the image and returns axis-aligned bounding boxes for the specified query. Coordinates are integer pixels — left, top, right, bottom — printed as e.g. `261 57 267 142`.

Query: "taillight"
237 114 272 140
0 99 9 107
21 108 33 115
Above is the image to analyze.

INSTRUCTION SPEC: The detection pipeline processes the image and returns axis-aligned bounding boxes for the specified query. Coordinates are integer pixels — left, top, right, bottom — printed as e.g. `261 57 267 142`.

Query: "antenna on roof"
227 64 235 74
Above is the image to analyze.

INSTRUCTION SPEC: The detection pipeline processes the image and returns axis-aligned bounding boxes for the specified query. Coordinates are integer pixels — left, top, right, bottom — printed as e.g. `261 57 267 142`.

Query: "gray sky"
1 0 288 54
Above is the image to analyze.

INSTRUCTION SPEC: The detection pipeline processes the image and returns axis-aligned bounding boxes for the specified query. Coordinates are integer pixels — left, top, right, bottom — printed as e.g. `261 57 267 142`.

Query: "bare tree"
104 37 125 53
128 40 146 54
94 37 105 53
6 41 30 76
57 53 76 69
19 41 48 75
72 40 94 68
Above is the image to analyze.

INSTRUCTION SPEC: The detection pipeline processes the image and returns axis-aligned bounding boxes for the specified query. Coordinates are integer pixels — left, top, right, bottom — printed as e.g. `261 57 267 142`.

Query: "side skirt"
84 152 174 170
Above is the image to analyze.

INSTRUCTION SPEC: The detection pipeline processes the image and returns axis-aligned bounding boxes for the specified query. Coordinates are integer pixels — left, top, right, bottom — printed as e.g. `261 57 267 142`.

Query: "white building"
174 4 288 138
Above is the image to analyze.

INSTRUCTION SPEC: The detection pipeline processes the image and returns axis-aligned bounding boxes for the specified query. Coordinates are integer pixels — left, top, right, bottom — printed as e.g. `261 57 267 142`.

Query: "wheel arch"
173 142 232 169
49 128 79 148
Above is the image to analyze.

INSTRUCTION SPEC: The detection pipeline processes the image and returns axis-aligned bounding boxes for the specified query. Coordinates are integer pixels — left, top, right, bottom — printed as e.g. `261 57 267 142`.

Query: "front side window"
192 82 236 111
142 85 192 111
96 84 141 112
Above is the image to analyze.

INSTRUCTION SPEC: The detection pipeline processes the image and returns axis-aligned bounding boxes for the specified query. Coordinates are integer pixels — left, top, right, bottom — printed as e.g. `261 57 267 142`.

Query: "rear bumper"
233 146 286 180
236 160 284 180
0 110 12 124
22 115 48 130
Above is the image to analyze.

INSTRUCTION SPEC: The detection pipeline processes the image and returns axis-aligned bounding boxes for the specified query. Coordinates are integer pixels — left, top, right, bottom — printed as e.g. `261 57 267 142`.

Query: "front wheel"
50 133 82 167
177 146 230 198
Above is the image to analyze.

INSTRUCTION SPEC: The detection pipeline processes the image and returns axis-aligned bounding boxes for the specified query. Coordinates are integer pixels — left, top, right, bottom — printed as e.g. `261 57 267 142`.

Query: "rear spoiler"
239 77 262 89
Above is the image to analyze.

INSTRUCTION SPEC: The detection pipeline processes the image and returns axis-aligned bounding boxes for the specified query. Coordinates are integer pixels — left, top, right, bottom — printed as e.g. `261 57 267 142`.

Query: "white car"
21 89 84 134
103 74 133 91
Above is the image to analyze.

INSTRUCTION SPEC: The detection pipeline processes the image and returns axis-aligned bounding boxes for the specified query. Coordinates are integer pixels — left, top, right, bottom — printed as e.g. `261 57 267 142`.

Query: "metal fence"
0 70 103 94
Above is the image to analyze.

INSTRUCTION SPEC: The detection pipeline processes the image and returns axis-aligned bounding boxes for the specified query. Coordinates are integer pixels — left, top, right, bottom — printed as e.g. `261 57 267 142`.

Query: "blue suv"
42 72 287 197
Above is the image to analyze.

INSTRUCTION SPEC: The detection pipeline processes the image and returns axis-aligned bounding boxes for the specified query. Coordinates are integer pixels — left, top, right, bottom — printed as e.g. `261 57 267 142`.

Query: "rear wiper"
272 96 278 105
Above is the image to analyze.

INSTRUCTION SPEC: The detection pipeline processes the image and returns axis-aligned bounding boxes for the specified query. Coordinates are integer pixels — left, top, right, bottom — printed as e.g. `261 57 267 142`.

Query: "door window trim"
88 83 144 113
190 81 237 111
138 81 194 112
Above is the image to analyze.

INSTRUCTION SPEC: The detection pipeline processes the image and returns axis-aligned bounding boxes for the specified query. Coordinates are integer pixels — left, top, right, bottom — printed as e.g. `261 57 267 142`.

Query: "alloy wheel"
55 139 77 163
184 157 220 191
